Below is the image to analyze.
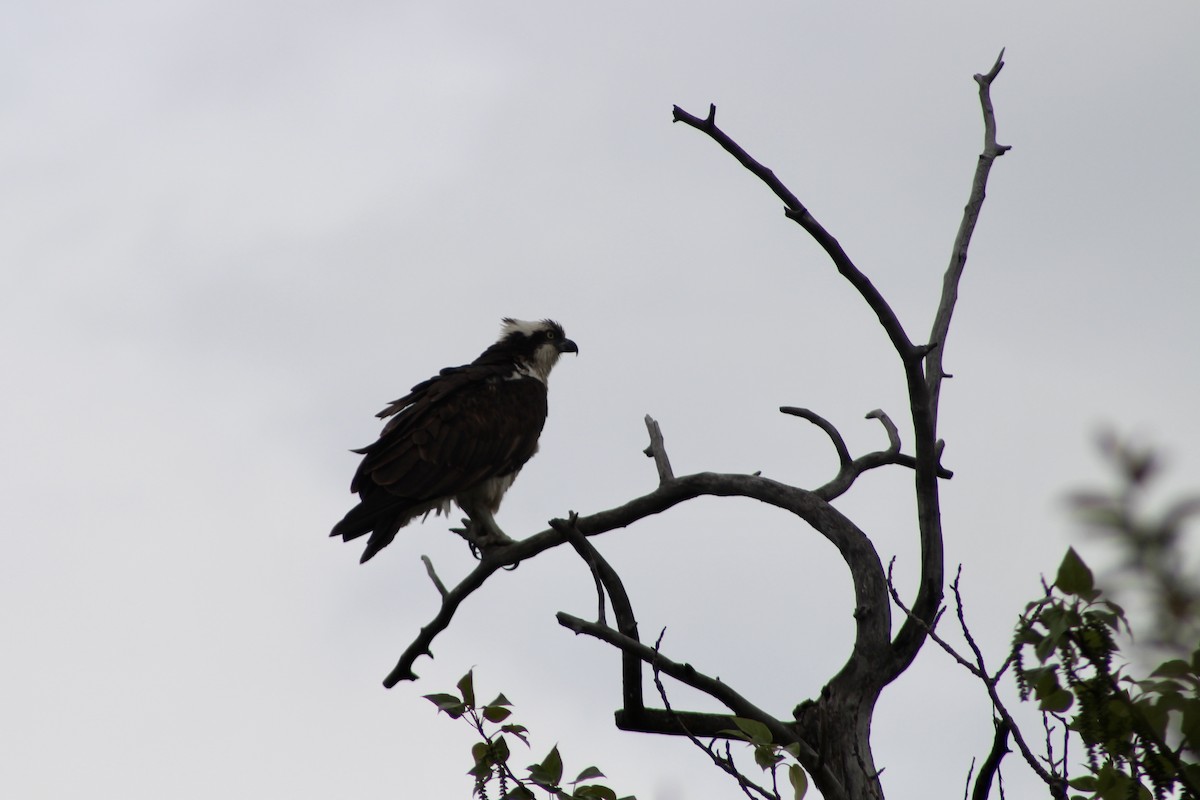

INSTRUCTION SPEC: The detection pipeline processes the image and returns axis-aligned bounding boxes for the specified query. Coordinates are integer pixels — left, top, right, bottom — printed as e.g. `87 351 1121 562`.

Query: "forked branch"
781 406 953 500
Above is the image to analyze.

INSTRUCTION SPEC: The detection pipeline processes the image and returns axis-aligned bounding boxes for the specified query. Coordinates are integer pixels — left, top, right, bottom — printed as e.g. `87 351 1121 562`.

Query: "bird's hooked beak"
557 338 579 355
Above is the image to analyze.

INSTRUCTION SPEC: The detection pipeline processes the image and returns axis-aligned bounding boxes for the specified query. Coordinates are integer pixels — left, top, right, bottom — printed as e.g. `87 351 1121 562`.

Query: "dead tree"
383 52 1011 800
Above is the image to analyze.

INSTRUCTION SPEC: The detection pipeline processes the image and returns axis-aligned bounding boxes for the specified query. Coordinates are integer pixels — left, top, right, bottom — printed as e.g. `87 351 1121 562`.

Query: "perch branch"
386 469 891 698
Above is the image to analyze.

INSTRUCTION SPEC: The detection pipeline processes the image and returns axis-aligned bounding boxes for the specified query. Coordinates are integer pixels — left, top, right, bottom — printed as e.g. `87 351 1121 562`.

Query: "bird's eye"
545 331 557 340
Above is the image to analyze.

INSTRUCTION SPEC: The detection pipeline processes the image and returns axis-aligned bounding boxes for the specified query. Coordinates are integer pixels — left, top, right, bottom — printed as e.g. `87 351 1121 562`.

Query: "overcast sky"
3 2 1199 799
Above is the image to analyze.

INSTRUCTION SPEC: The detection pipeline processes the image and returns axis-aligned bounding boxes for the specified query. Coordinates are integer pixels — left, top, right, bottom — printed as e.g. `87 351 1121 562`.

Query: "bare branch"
557 611 846 800
420 555 448 599
888 49 1010 683
553 513 644 713
887 561 1066 798
780 406 852 467
971 718 1012 800
649 631 780 800
782 406 953 501
643 415 675 484
671 103 919 363
385 470 891 698
865 409 901 453
927 47 1012 420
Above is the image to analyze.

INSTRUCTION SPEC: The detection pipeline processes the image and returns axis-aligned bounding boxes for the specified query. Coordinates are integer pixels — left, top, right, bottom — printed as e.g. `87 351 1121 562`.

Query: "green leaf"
501 724 531 746
423 692 466 718
788 764 808 800
457 670 476 708
1055 548 1095 598
573 786 617 800
573 767 606 783
731 717 774 746
543 745 564 786
491 735 511 765
469 742 494 778
1150 659 1193 679
501 787 536 800
1040 688 1075 713
528 745 564 788
1069 775 1098 791
753 744 781 770
483 704 513 723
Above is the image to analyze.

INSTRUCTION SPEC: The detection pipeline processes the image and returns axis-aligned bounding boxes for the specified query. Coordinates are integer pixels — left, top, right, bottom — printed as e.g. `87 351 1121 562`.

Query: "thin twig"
649 630 779 800
420 555 448 599
887 560 1066 798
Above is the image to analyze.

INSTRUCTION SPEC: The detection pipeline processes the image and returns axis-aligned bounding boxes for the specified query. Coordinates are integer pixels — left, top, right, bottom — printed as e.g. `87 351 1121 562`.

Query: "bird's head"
497 317 578 383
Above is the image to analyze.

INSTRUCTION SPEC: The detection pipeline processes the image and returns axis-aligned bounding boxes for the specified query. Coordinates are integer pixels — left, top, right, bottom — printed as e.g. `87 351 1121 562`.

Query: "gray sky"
3 2 1198 798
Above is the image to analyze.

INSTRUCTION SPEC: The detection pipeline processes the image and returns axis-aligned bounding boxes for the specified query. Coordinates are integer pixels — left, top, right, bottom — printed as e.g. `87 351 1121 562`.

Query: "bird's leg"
450 507 515 553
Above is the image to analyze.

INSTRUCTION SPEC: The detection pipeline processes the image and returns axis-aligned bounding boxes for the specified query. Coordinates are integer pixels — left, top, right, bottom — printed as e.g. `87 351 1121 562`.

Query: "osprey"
331 318 578 563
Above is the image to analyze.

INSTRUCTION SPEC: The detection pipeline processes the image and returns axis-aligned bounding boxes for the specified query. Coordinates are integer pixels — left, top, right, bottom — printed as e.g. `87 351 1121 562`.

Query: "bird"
331 318 578 563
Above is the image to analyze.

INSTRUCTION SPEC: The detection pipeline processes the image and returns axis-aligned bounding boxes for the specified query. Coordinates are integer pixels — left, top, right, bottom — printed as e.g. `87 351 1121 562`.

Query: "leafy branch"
425 670 636 800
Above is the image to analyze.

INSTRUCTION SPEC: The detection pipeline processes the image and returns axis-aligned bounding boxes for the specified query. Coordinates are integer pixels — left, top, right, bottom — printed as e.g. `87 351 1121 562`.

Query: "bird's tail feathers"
330 495 448 562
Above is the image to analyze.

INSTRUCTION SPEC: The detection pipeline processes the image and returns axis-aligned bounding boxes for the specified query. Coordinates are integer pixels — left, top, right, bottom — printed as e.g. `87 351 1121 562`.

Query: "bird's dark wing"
351 368 549 504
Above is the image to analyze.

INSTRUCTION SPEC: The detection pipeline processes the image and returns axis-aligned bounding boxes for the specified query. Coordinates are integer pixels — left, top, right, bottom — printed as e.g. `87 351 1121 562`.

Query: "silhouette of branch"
971 718 1012 800
886 562 1066 798
671 104 919 365
643 415 675 484
648 630 780 800
886 49 1009 684
386 464 890 693
927 48 1012 420
420 555 448 599
557 611 846 800
781 406 953 501
553 512 644 713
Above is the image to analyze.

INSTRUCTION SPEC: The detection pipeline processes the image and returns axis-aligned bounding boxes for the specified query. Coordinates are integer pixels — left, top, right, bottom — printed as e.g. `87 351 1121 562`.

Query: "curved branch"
780 407 852 467
553 514 644 713
384 471 891 692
